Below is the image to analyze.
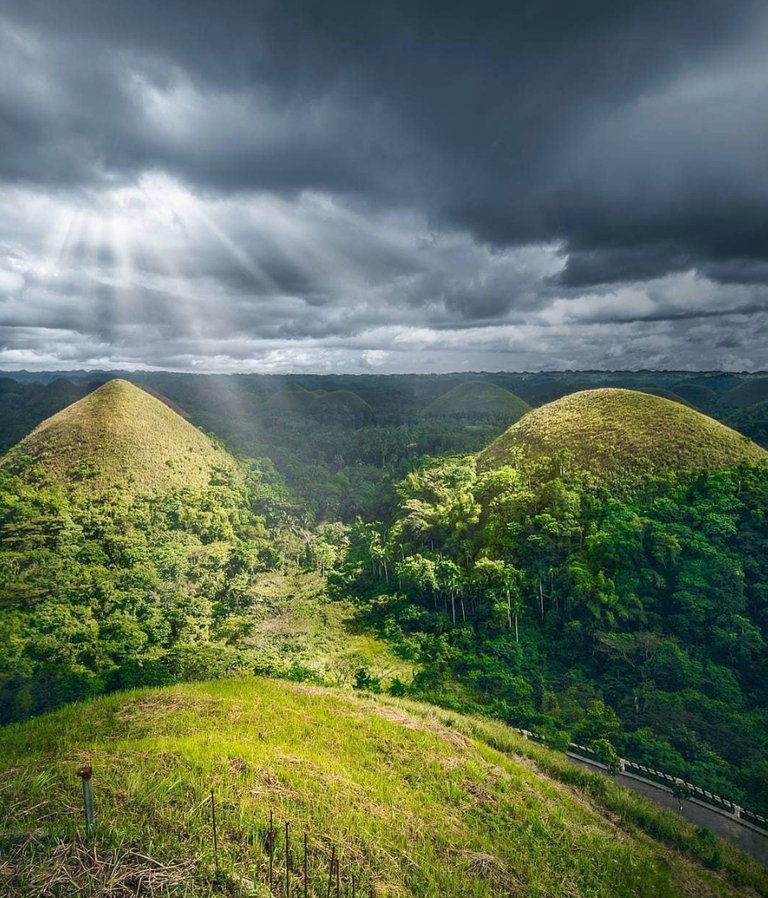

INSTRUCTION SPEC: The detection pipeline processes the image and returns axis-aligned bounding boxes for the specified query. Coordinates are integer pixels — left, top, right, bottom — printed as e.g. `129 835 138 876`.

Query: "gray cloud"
0 1 767 372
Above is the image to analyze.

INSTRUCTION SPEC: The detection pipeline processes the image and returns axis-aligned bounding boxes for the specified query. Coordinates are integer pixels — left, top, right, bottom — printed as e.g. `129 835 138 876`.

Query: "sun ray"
137 232 256 428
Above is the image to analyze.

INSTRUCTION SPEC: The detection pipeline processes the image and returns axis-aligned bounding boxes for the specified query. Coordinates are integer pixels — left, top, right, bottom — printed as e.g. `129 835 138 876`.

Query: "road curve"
568 752 768 867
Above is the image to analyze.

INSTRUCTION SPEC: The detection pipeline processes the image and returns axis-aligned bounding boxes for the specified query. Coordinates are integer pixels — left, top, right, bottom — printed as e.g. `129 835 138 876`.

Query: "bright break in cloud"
1 1 767 373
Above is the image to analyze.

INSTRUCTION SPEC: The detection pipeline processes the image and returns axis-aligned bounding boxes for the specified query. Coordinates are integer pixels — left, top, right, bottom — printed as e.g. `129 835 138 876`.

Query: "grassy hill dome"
423 381 531 419
266 384 373 421
721 377 768 408
673 383 718 408
477 388 768 477
0 379 240 494
0 678 762 898
265 382 317 413
318 388 373 414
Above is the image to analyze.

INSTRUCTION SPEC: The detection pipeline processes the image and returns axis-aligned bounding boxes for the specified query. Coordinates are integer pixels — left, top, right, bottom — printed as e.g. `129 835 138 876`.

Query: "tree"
474 557 523 640
396 554 437 607
436 558 465 623
573 700 622 745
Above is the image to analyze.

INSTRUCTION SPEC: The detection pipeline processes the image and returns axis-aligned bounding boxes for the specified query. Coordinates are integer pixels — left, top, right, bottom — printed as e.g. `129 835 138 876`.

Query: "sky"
1 1 767 374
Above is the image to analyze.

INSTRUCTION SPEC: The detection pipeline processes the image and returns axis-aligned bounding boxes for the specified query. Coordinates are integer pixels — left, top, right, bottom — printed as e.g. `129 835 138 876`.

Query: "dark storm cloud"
0 0 767 371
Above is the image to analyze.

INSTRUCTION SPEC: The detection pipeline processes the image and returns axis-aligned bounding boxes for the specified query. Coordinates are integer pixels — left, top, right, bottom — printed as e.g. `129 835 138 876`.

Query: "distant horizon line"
1 367 767 378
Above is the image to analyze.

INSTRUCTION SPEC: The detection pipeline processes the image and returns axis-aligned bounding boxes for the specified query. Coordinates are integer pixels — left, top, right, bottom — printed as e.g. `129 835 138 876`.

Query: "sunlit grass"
1 379 240 495
241 571 414 687
1 678 765 897
478 388 768 476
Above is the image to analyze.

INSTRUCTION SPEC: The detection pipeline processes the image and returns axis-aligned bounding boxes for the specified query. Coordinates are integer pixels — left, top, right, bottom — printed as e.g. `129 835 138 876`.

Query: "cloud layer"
1 1 767 372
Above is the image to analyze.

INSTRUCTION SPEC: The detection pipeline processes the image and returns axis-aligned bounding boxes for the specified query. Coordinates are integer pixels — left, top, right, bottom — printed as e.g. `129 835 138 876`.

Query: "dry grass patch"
1 836 194 897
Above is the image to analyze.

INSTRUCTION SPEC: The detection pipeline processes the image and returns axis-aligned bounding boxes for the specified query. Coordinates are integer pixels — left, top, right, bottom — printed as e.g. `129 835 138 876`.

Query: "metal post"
210 791 219 868
326 846 336 898
285 820 290 897
269 810 275 891
77 766 95 833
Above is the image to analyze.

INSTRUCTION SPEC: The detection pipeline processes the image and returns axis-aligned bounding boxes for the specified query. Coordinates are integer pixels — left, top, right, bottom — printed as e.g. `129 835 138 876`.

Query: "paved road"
568 753 768 867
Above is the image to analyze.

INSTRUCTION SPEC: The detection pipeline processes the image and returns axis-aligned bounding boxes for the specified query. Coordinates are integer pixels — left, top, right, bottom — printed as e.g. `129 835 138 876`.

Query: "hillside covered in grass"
3 370 768 894
722 377 768 407
423 381 530 421
477 388 768 477
1 678 765 898
1 379 239 496
265 384 373 423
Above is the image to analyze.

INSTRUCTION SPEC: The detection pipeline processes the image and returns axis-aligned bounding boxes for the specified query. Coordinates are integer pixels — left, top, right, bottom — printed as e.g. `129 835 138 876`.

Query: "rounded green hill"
266 384 373 420
674 383 718 408
477 388 768 476
265 382 317 412
0 678 762 898
0 379 240 494
424 381 530 419
722 377 768 407
319 388 373 414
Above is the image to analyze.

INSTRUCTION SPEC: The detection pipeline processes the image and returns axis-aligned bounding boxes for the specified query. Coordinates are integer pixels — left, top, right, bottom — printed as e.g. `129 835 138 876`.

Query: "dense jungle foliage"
334 454 768 813
0 460 305 721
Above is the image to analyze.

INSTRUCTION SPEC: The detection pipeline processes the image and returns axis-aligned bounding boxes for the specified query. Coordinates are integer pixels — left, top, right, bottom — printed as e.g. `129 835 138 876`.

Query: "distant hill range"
0 379 240 494
636 386 691 407
477 388 768 477
3 370 768 458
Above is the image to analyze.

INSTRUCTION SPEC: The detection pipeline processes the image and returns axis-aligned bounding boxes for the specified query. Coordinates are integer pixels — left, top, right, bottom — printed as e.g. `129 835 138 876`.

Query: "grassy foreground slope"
1 680 766 898
0 379 239 495
477 388 768 476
